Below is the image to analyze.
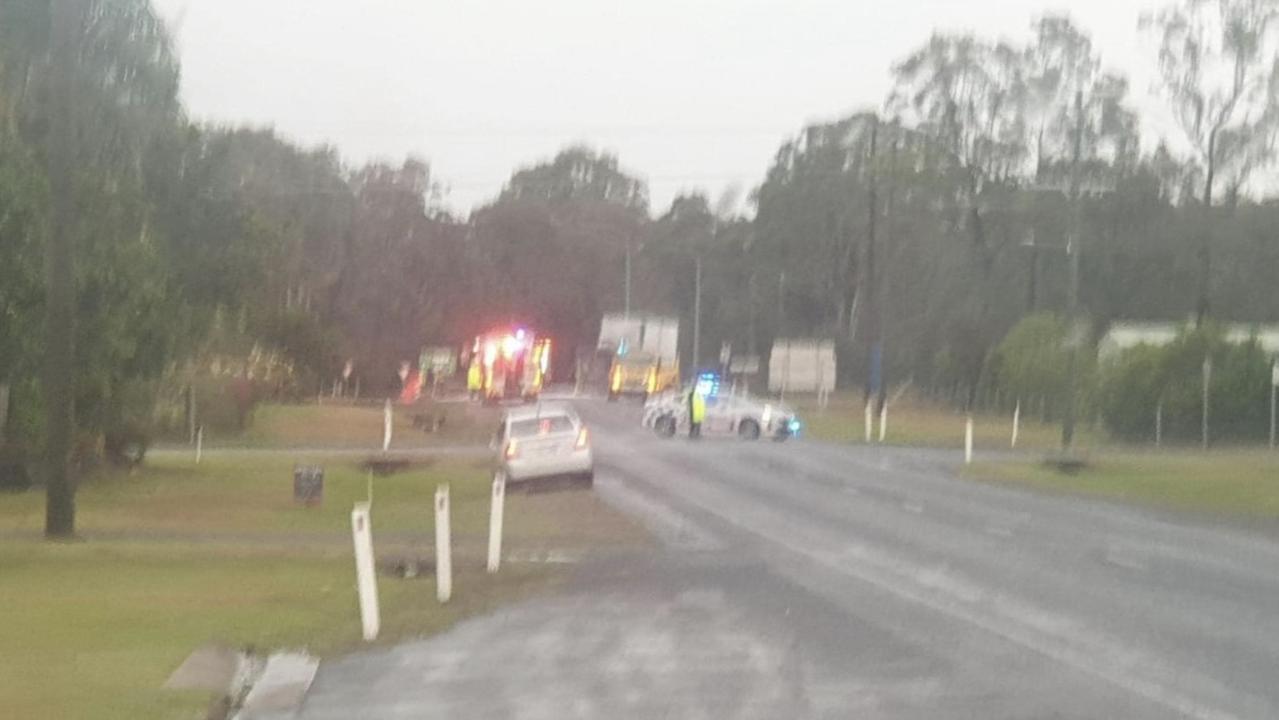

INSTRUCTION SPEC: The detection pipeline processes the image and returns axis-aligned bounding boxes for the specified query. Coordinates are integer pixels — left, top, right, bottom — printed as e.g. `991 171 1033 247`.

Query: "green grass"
970 450 1279 518
793 394 1101 451
230 401 499 449
0 453 647 719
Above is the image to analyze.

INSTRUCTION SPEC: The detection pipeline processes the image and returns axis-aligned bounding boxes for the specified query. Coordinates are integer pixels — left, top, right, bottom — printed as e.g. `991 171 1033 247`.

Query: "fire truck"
470 327 551 403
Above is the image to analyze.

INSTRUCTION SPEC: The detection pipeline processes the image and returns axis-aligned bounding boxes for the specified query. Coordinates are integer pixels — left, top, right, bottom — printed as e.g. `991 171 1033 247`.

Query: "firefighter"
687 383 705 439
466 358 483 401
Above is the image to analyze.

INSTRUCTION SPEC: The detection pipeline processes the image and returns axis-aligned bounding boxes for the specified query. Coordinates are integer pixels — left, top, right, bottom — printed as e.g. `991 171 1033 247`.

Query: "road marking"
1103 548 1149 573
902 502 924 515
984 525 1014 538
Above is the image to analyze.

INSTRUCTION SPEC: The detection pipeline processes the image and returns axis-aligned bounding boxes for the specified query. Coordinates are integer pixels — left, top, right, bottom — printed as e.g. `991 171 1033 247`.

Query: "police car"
642 374 801 441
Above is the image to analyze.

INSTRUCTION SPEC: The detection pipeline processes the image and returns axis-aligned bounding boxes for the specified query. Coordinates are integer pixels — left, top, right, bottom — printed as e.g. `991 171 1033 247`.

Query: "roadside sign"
420 347 458 378
293 465 324 506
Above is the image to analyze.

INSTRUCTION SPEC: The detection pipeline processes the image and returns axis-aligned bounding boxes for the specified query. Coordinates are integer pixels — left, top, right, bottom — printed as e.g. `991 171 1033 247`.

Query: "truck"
469 327 551 403
596 314 680 401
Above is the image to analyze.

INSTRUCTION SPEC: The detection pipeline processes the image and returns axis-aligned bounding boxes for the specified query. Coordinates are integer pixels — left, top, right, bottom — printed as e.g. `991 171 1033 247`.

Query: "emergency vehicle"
643 372 801 441
470 327 551 403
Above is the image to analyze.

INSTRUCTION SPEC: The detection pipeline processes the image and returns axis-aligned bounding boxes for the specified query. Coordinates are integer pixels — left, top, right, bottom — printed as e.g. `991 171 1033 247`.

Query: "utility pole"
44 0 79 539
1025 230 1039 313
1061 90 1084 454
692 255 702 372
864 115 881 408
623 245 632 319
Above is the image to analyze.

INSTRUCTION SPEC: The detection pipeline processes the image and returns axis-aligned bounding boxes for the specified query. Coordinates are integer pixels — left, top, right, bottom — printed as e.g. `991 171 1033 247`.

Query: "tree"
889 34 1032 404
1144 0 1279 322
25 0 182 537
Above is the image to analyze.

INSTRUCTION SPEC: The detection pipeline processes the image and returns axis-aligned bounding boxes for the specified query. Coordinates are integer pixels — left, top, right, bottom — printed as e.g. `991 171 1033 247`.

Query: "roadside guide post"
351 502 380 641
878 402 888 444
964 415 974 465
864 401 873 444
435 485 452 603
382 399 393 452
1202 357 1212 451
1011 400 1021 449
195 426 203 465
1270 361 1277 450
1155 401 1163 448
487 472 507 573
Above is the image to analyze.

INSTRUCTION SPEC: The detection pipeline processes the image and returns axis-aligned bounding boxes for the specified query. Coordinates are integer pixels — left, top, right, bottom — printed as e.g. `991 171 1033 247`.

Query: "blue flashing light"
695 371 721 399
788 419 802 434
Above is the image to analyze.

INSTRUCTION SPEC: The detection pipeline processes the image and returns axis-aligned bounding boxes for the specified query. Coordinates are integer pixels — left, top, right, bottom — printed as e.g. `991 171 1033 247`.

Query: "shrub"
1099 324 1273 443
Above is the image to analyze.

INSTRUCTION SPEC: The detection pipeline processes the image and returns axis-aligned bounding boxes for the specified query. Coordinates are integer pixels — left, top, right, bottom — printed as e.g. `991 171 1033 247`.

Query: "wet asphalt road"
288 399 1279 720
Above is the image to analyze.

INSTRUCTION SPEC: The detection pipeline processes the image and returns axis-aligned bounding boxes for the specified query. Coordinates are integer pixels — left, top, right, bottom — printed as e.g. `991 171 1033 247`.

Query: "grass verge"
968 450 1279 518
792 394 1100 451
0 453 647 719
229 401 498 449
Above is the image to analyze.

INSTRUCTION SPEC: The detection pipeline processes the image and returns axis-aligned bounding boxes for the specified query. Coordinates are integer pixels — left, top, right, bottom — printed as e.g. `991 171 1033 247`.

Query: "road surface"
288 399 1279 719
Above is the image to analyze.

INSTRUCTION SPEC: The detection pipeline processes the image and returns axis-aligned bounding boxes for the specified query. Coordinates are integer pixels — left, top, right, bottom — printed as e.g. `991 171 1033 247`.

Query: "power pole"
864 115 881 408
44 0 79 538
623 245 632 319
1061 90 1084 454
692 255 702 373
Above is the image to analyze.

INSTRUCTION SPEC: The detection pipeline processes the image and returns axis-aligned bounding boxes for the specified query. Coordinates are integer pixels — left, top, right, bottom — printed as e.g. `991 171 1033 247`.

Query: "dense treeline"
3 1 1279 531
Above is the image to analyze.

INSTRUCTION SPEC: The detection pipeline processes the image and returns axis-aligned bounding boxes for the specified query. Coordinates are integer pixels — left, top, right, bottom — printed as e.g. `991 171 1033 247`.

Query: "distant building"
1098 321 1279 361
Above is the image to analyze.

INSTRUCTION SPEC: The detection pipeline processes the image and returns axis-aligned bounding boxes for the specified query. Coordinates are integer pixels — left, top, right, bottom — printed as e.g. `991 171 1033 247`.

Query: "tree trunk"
43 0 79 539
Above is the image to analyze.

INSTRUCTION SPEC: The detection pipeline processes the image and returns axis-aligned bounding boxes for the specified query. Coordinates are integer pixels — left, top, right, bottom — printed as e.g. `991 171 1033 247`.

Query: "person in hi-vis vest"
467 360 483 400
687 384 706 439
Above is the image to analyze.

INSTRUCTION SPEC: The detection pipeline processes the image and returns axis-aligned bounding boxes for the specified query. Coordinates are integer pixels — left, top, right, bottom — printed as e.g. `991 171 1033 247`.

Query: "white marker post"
964 415 974 465
1155 401 1163 448
435 485 452 603
878 403 888 444
1270 361 1278 450
487 472 506 573
864 401 874 444
195 426 203 465
1010 401 1021 449
382 399 393 452
350 502 380 641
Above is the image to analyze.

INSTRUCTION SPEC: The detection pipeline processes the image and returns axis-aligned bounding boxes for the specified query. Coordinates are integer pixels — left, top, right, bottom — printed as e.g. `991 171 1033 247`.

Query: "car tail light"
575 428 589 450
504 440 519 459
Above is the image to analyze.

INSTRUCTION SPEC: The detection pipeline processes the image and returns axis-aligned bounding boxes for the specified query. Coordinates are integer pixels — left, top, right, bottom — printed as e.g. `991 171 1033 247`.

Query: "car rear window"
509 415 575 438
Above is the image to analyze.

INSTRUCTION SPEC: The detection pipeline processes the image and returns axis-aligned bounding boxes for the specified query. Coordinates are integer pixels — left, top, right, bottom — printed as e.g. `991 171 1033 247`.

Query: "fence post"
487 472 506 573
435 485 452 603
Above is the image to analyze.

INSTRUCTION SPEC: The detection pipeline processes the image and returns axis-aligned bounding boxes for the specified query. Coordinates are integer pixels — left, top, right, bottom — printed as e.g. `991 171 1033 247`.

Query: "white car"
643 389 801 441
494 403 594 487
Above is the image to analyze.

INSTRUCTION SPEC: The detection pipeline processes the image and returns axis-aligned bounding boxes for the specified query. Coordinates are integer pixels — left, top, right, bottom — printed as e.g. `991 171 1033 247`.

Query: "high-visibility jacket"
467 362 483 391
689 390 706 424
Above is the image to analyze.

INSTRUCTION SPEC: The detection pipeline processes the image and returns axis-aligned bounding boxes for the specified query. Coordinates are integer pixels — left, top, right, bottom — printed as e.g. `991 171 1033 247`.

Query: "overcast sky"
153 0 1171 215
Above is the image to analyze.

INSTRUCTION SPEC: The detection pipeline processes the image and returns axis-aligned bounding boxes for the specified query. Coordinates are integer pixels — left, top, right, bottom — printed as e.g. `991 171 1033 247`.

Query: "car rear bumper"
504 450 593 482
